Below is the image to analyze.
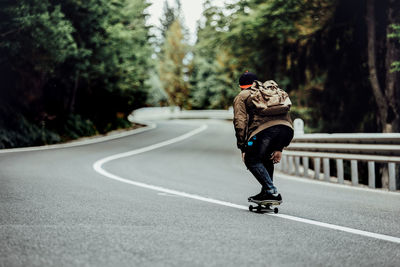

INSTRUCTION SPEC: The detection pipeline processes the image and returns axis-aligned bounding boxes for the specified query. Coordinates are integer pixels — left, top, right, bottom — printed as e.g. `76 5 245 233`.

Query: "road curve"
1 119 399 266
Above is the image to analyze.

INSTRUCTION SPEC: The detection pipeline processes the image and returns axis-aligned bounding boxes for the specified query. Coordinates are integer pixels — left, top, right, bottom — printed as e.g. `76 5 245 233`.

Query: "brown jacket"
233 88 293 152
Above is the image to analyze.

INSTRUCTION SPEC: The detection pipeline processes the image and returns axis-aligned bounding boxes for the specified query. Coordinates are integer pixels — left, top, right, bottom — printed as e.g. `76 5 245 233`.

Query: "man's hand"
242 152 246 162
270 151 282 164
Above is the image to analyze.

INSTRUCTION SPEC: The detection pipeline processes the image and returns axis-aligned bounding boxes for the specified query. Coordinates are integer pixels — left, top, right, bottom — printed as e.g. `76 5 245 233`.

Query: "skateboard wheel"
274 207 279 214
249 205 254 211
257 206 261 212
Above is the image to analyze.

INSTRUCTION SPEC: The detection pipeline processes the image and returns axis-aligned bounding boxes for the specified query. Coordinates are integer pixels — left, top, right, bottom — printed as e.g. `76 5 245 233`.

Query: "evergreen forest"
1 0 399 148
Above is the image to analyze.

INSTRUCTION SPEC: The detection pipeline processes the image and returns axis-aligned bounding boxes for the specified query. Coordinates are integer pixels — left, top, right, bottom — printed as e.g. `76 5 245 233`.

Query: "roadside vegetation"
1 0 399 149
0 0 152 148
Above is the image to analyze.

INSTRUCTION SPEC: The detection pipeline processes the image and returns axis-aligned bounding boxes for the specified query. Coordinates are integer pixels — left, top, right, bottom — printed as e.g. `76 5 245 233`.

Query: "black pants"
244 125 294 193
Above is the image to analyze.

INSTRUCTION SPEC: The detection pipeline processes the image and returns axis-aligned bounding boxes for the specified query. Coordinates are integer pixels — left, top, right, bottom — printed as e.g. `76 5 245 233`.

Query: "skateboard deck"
248 199 281 214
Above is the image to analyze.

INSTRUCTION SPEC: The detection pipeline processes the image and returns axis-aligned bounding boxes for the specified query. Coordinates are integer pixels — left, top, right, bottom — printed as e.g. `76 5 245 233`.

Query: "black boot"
248 191 282 202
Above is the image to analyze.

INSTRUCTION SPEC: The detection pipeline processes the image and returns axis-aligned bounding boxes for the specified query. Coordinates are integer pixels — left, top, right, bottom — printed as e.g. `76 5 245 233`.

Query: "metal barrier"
278 119 400 191
131 107 233 121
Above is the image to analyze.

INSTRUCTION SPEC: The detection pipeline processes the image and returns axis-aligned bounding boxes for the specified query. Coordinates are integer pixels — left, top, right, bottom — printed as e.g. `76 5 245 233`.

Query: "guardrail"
131 107 233 121
278 119 400 191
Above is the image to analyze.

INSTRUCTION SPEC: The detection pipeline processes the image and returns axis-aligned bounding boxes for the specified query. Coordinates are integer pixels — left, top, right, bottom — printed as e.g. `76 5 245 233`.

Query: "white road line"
93 124 208 167
276 214 400 244
93 124 400 245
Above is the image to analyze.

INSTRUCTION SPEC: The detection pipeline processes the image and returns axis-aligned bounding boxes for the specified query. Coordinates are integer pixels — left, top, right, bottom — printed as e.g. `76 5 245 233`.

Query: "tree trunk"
366 0 389 133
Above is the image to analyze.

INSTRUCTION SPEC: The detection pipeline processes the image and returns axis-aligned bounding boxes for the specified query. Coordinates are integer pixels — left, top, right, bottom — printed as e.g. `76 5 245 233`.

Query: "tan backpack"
247 80 292 116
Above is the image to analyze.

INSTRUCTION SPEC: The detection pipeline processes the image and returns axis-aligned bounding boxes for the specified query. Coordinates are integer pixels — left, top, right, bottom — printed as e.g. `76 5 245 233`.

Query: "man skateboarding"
233 71 294 203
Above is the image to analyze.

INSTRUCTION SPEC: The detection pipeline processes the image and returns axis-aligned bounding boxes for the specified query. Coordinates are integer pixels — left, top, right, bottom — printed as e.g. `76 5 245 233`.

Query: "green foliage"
290 106 322 133
189 0 334 110
390 62 400 72
388 24 400 72
0 1 77 71
61 114 97 140
188 1 241 109
0 0 77 111
188 0 389 133
2 0 397 147
0 102 61 148
0 0 153 148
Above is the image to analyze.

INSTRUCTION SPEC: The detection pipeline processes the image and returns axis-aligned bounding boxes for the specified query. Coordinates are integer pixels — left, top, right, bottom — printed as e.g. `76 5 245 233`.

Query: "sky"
146 0 230 44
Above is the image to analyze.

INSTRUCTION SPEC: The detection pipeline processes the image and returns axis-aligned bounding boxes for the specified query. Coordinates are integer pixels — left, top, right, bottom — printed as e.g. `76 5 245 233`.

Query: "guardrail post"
336 159 344 184
314 158 321 180
388 163 396 191
294 118 304 135
351 160 358 186
323 158 330 182
294 156 300 176
289 156 295 175
302 157 309 178
368 161 375 189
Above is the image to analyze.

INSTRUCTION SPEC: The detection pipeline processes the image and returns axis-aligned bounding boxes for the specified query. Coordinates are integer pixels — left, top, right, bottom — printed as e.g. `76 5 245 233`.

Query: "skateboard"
248 199 281 214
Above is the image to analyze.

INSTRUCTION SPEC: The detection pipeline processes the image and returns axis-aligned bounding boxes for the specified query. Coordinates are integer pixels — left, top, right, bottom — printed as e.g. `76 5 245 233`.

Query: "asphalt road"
1 119 399 267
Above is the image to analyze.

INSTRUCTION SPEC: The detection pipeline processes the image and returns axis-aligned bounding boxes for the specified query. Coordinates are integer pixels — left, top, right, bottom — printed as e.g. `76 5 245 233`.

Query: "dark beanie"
239 71 258 87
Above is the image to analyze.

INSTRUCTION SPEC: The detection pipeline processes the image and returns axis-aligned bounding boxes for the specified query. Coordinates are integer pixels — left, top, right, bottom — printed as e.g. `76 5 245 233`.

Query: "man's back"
233 86 293 152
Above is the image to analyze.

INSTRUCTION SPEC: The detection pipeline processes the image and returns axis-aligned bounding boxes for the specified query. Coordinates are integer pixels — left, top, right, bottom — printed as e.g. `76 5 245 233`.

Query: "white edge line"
276 214 400 244
92 123 400 245
0 122 156 154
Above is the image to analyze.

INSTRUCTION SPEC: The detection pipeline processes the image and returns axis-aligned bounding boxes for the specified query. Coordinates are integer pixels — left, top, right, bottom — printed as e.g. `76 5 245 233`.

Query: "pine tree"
158 19 189 109
159 0 182 39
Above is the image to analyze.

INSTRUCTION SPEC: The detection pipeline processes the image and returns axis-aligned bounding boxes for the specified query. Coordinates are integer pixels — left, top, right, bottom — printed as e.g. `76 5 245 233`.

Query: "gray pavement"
1 119 399 267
